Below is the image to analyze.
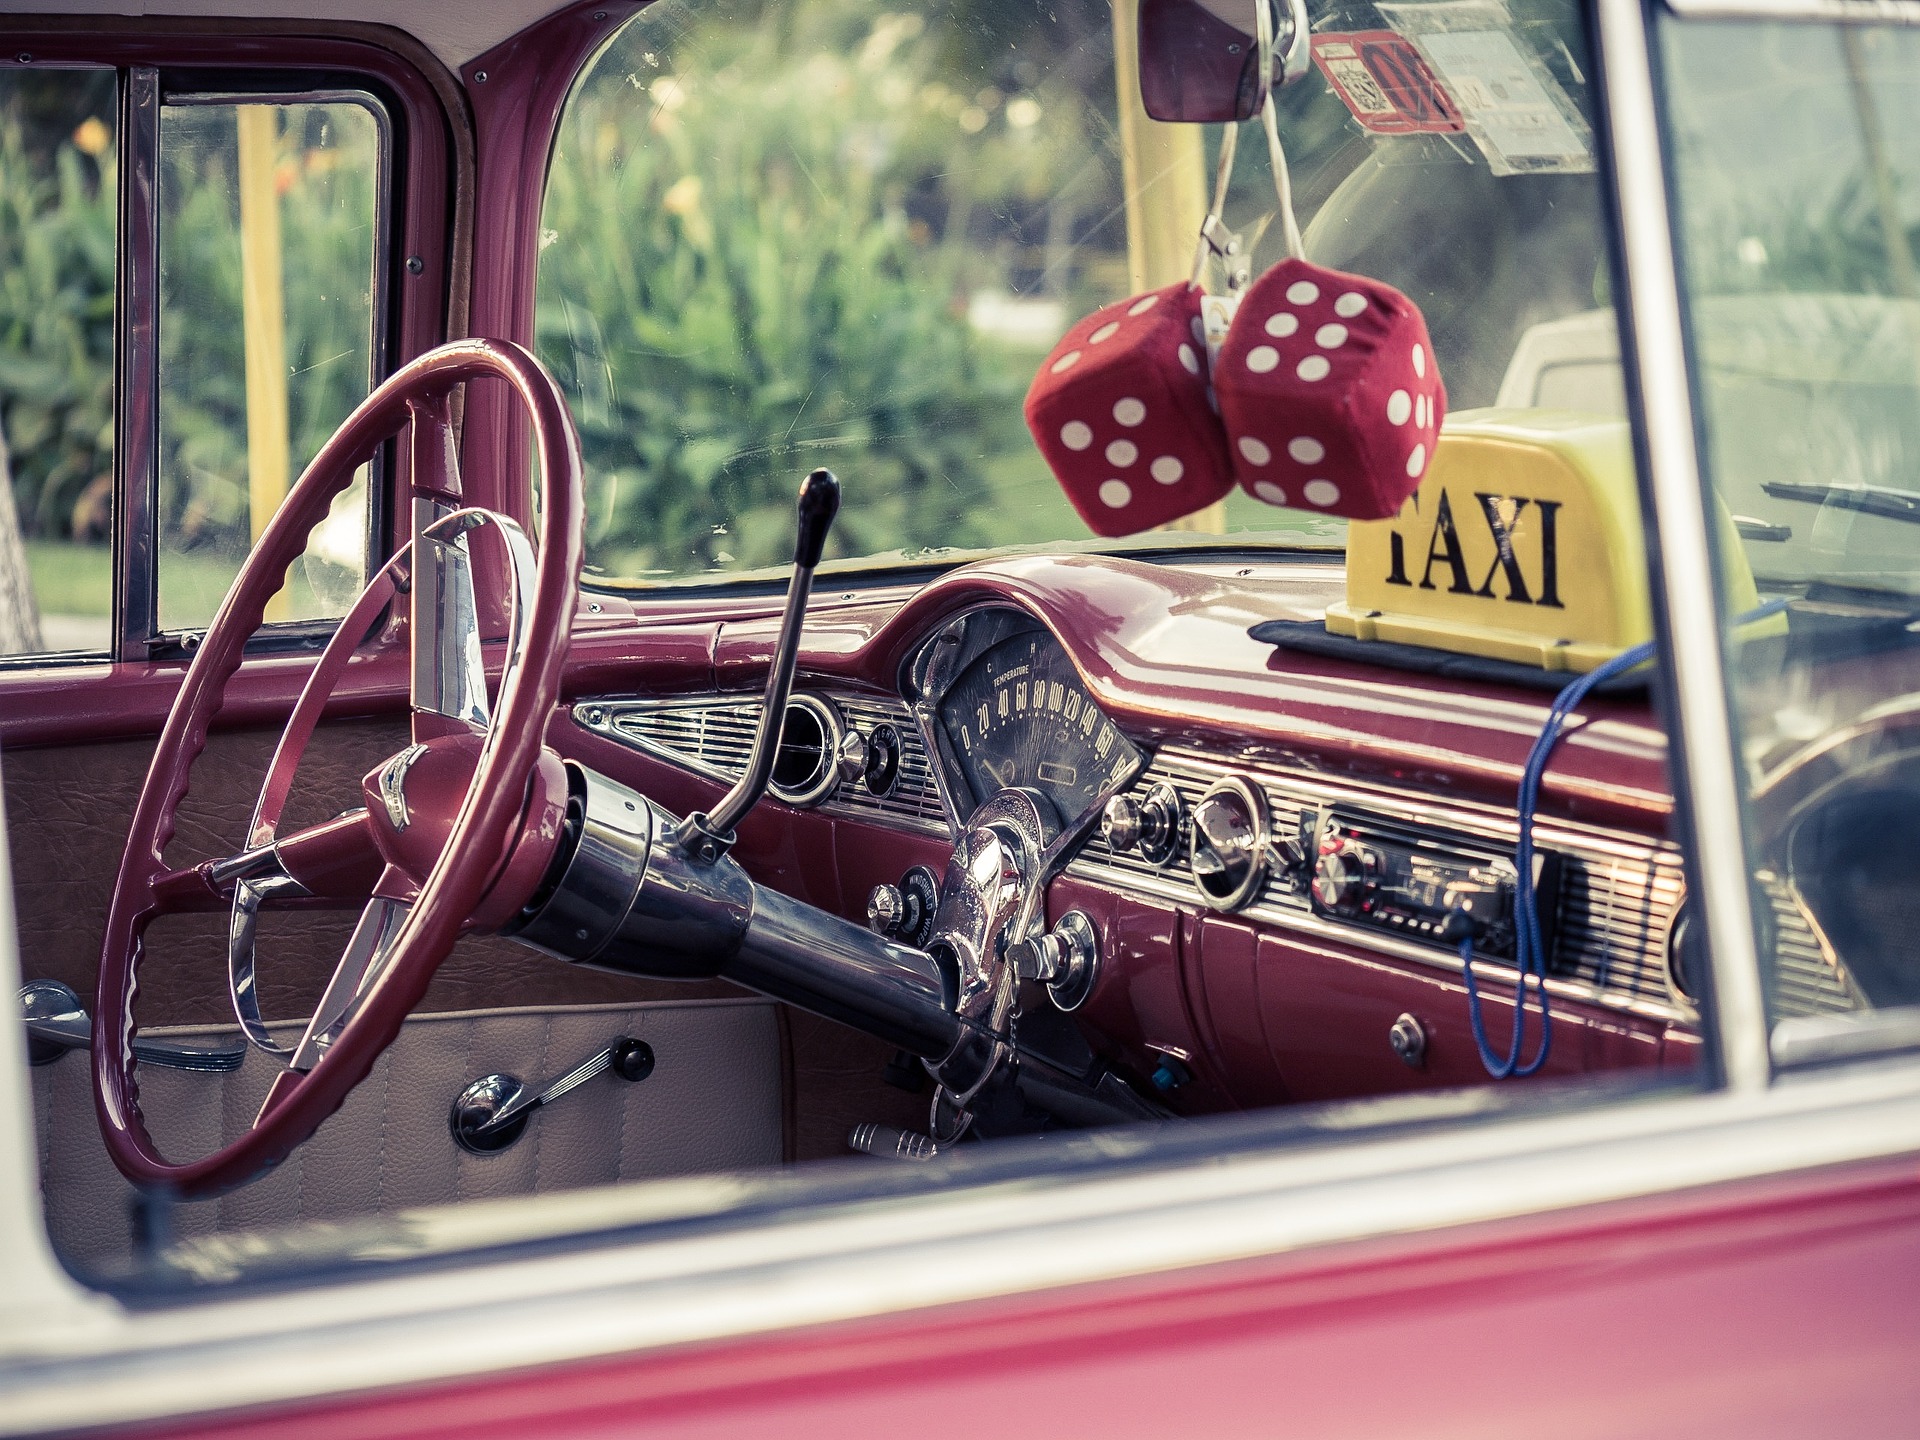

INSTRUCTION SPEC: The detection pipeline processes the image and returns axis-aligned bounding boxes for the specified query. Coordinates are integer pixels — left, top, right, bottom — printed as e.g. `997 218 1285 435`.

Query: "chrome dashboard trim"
575 693 950 834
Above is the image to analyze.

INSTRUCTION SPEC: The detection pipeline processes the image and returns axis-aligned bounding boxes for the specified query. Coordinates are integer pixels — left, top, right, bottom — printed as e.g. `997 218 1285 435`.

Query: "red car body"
1 1 1917 1434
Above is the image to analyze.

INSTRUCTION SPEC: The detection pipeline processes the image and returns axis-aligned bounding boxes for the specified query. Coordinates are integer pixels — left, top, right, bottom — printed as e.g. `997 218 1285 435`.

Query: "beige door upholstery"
32 998 783 1274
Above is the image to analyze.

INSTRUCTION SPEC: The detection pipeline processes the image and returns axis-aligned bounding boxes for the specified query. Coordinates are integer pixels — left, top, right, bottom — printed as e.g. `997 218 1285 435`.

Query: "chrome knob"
1101 795 1143 852
1008 911 1099 1011
867 883 905 937
835 727 868 785
1312 842 1377 911
1388 1013 1427 1069
1103 784 1183 865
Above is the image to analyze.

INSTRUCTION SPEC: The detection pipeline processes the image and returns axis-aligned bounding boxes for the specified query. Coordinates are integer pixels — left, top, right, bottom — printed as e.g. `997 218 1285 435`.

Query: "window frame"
136 73 397 661
0 19 465 745
1641 0 1920 1075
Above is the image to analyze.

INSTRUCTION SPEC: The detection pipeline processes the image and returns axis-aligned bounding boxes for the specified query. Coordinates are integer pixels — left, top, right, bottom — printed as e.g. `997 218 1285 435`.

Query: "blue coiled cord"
1460 639 1654 1077
1462 599 1789 1079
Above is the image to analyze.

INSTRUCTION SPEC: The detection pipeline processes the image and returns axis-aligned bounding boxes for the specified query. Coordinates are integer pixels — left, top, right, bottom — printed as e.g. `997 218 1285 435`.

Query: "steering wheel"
94 339 584 1199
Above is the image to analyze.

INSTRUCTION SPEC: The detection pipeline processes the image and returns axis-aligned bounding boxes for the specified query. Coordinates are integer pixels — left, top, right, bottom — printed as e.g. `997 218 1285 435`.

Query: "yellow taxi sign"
1326 410 1764 672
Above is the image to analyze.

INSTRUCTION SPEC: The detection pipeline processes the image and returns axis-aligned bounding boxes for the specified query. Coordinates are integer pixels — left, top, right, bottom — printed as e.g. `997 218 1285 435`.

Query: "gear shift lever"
679 468 840 860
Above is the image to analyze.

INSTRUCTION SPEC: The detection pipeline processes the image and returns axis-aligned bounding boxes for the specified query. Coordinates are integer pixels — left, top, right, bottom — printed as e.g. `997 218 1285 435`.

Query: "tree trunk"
0 423 45 655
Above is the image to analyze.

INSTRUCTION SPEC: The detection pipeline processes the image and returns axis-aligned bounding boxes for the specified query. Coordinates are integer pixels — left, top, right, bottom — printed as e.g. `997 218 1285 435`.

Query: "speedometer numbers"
941 632 1142 820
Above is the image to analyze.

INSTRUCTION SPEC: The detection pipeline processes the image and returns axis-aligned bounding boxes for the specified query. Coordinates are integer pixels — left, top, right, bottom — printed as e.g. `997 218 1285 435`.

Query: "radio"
1304 805 1561 965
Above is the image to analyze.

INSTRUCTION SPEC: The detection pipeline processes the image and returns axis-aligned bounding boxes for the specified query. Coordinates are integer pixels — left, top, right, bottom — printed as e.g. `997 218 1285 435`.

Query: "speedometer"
938 628 1143 824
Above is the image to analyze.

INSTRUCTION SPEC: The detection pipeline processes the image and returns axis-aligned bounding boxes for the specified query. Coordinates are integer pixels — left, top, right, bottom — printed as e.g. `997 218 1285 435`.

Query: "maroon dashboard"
552 552 1715 1112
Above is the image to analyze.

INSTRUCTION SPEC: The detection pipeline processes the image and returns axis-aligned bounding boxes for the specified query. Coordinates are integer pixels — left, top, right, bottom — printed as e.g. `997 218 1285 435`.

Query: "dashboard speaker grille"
581 693 945 831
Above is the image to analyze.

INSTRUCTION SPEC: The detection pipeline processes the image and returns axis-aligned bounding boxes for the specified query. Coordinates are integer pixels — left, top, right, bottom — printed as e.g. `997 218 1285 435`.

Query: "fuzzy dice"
1025 282 1235 537
1214 258 1446 520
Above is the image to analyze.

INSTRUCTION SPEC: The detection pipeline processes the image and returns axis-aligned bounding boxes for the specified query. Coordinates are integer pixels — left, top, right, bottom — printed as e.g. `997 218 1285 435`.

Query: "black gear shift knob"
794 468 841 569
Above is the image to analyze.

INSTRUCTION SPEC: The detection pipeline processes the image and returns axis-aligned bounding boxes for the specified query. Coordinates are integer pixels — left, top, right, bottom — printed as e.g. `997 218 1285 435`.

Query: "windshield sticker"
1311 33 1463 135
1407 30 1591 175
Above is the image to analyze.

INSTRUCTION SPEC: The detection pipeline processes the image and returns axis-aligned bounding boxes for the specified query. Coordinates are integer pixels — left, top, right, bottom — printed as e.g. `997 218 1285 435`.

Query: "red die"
1214 258 1446 520
1024 283 1235 537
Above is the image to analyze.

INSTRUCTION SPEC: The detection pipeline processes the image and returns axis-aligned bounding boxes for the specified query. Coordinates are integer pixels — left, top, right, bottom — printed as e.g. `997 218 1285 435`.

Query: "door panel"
31 999 783 1273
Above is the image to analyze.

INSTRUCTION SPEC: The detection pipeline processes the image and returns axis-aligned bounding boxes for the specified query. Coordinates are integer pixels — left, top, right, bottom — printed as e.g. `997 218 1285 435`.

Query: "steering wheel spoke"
410 498 493 738
285 894 414 1075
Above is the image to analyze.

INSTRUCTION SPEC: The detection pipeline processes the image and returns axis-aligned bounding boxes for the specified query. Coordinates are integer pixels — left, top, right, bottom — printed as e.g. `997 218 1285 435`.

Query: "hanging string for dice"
1261 92 1304 261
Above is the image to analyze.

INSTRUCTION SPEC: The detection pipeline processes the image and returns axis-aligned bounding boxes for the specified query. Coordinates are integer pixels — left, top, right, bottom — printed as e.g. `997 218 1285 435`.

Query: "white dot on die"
1106 439 1138 467
1099 479 1132 509
1060 420 1093 451
1113 397 1147 426
1129 294 1160 317
1247 346 1280 374
1334 292 1366 319
1238 436 1272 465
1406 443 1427 478
1412 343 1426 378
1051 350 1082 374
1286 279 1320 305
1254 481 1288 505
1178 343 1200 375
1315 323 1348 349
1151 456 1184 484
1191 316 1205 344
1415 394 1429 428
1265 312 1299 338
1386 390 1412 426
1297 355 1331 382
1304 479 1341 508
1090 321 1121 345
1288 436 1325 464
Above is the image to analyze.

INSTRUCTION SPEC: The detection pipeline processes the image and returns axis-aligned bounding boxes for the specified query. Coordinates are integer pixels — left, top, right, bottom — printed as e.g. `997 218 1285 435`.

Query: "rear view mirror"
1138 0 1310 123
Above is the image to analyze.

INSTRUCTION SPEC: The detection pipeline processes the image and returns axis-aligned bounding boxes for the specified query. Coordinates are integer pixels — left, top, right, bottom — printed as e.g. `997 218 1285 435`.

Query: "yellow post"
1111 0 1225 534
237 105 291 619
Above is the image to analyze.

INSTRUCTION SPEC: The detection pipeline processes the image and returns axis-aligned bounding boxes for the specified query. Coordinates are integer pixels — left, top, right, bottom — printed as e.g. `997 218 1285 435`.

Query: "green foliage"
536 0 1118 579
0 96 378 564
154 104 379 555
0 116 116 539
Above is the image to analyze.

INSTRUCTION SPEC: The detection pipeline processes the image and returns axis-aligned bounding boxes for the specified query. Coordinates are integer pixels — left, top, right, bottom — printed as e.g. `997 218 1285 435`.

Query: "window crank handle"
450 1036 656 1154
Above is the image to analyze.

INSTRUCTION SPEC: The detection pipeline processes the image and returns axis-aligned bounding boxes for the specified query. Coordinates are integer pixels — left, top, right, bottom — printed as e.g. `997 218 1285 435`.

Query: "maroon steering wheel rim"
94 338 584 1199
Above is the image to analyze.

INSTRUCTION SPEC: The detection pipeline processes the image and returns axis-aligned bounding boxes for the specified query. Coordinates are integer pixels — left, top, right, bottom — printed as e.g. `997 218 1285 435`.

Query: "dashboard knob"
1101 795 1144 852
1312 842 1377 911
835 728 869 785
867 883 905 937
1102 783 1184 866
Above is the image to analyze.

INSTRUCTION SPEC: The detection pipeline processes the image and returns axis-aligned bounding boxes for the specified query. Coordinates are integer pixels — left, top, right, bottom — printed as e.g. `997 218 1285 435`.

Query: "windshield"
536 0 1615 585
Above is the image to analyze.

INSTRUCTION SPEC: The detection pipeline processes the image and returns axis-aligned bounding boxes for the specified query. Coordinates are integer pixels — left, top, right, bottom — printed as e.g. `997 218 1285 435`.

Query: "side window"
156 97 382 631
1661 25 1920 1055
0 68 116 657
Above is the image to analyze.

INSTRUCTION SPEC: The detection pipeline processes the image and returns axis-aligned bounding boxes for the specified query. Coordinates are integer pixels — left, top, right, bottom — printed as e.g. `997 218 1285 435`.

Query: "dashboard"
565 563 1864 1110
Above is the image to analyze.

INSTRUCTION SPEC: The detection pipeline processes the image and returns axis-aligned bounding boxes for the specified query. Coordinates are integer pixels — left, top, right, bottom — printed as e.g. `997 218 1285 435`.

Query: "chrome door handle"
21 980 248 1073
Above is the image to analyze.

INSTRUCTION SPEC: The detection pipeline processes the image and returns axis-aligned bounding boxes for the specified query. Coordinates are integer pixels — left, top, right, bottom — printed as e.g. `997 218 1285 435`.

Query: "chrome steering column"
512 469 1160 1137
